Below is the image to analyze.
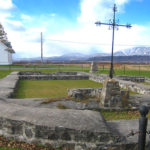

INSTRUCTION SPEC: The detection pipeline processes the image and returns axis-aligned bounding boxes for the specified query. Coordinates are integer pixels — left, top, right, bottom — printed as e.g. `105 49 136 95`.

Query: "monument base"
100 78 123 107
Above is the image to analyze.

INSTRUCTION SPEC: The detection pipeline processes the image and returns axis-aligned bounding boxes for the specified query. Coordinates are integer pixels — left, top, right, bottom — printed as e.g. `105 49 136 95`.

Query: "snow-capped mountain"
114 47 150 56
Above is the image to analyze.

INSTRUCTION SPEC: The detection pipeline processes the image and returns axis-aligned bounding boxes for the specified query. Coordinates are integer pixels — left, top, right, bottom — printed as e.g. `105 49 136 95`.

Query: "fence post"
123 65 125 75
138 105 149 150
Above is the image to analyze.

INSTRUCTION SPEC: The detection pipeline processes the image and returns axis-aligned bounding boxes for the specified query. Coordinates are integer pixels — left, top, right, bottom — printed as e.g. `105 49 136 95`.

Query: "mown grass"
0 70 13 79
14 80 102 98
100 110 150 121
96 69 150 78
1 63 150 78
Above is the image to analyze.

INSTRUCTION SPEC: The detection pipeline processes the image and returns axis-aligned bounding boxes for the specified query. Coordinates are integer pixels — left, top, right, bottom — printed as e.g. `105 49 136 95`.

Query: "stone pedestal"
100 78 122 107
90 61 98 73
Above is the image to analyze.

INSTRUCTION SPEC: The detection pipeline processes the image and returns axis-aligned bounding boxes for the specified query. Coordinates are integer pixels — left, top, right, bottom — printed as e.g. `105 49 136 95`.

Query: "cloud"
5 20 26 31
0 0 16 21
50 13 56 17
0 0 15 10
21 14 32 21
78 0 129 23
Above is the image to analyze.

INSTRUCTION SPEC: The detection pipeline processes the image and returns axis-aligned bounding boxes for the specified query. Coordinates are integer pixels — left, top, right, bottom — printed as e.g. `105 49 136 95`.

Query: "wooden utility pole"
41 32 43 63
95 4 132 78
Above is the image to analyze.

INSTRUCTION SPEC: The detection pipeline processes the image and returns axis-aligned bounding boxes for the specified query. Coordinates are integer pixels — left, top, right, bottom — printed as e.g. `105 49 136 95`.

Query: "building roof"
0 40 15 53
5 48 15 53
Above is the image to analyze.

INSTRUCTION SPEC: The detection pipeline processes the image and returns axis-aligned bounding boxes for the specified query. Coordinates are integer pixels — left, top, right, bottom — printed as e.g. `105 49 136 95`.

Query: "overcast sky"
1 0 150 58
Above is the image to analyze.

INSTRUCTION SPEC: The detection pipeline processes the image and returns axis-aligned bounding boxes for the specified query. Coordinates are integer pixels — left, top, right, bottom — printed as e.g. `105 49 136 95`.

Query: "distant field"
1 63 150 79
14 80 102 98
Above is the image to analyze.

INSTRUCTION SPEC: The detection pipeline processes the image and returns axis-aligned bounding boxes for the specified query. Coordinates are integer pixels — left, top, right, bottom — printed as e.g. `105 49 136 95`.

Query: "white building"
0 41 15 65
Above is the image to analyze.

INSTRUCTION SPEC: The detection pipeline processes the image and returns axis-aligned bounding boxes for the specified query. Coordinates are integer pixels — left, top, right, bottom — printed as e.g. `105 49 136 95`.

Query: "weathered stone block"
68 88 102 99
90 61 98 73
100 78 122 107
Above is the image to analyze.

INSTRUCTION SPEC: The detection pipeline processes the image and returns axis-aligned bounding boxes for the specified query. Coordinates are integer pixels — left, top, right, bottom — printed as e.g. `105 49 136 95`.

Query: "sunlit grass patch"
0 70 13 79
101 110 150 121
14 80 102 98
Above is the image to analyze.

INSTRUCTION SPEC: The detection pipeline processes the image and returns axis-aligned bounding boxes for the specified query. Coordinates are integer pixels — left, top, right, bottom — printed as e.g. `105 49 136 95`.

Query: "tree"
0 23 12 48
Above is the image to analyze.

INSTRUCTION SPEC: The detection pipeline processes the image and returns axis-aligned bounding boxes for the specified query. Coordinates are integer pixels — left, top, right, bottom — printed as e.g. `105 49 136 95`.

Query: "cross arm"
118 24 132 28
95 21 132 28
95 21 112 26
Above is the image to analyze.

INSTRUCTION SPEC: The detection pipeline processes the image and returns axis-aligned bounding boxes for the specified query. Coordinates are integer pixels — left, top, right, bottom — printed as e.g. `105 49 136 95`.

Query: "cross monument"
95 4 132 78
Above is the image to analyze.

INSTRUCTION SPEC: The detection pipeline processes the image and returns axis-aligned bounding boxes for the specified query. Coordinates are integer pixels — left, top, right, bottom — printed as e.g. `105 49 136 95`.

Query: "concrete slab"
0 102 108 132
0 72 19 98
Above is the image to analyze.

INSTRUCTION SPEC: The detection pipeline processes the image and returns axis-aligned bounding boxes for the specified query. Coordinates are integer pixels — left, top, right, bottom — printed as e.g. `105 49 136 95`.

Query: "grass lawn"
0 70 13 79
14 80 102 98
101 110 150 121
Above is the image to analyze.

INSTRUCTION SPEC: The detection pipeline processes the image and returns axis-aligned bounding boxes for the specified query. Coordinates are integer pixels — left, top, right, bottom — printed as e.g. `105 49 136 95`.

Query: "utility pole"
95 4 132 78
41 32 43 63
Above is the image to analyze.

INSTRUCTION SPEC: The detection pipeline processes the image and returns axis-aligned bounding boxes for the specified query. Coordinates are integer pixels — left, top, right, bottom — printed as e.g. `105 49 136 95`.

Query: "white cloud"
50 13 56 17
0 0 16 21
4 20 26 31
0 0 15 10
78 0 129 23
21 14 32 21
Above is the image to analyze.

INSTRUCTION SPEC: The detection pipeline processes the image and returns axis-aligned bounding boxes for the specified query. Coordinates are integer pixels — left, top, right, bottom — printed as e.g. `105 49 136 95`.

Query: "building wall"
0 43 12 65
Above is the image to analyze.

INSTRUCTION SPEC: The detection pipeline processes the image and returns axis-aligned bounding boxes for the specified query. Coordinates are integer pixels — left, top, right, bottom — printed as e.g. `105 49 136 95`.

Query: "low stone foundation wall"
68 88 102 99
19 75 89 80
0 102 120 150
19 71 89 80
80 72 150 95
116 76 145 82
55 71 78 75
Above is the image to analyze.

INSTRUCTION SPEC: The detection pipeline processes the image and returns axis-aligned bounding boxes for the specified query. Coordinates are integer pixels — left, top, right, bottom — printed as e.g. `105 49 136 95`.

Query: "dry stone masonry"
0 71 150 149
100 78 123 107
19 71 89 80
68 88 102 99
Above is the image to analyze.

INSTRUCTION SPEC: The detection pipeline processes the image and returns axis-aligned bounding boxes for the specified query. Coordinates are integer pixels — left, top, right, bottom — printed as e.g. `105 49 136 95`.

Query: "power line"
45 38 150 47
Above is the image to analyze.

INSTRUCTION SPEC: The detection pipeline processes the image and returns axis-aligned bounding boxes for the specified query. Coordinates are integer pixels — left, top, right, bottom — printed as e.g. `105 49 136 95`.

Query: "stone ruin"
100 78 128 107
1 71 150 149
90 61 98 73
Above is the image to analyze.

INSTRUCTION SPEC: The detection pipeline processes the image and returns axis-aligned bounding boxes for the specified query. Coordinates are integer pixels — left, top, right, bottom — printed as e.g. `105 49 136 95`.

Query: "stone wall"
0 71 144 149
19 75 89 80
19 71 89 80
68 88 102 99
81 72 150 95
116 75 145 82
55 71 78 75
0 102 121 150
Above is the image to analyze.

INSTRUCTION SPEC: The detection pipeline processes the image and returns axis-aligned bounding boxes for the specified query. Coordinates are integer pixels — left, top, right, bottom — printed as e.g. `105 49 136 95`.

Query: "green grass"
96 68 150 78
14 80 102 98
141 82 150 86
100 110 150 121
0 70 13 79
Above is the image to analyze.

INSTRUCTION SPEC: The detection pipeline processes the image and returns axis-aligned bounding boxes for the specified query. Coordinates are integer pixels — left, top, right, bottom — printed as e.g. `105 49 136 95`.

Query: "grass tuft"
56 103 70 109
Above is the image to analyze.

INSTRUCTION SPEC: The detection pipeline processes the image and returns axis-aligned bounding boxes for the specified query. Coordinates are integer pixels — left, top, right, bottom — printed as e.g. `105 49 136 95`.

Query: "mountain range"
14 47 150 63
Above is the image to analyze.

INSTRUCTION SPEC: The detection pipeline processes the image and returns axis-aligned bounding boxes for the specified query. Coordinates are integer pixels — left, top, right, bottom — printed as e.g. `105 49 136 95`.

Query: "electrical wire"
45 38 150 47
